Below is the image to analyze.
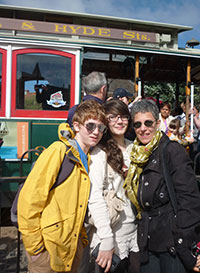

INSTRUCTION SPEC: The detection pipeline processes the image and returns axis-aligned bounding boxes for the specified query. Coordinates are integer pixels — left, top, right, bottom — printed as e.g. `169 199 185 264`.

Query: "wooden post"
185 58 191 136
135 54 139 95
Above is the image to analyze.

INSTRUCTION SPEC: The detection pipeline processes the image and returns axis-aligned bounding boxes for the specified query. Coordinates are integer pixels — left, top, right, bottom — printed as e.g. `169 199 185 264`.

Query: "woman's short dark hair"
131 99 159 121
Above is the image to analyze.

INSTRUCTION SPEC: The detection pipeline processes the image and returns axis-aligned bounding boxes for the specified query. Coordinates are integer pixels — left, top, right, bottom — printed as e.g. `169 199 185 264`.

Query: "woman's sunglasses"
84 122 107 133
133 120 156 129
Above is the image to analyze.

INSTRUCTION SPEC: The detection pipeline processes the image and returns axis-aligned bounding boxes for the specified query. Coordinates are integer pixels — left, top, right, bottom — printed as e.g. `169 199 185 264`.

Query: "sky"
0 0 200 49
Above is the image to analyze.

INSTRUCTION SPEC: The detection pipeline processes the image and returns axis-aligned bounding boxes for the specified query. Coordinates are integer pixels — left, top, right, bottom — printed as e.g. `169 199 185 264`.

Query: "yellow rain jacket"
18 123 90 272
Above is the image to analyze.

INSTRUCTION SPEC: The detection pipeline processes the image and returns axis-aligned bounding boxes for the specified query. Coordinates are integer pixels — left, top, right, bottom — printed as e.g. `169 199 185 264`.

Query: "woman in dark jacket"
123 100 200 273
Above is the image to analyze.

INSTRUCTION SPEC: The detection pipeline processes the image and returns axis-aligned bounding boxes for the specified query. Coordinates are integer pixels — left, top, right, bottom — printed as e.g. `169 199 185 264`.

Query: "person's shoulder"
90 146 106 160
68 104 78 115
125 138 133 147
67 104 79 126
168 115 175 122
161 136 187 157
46 141 67 153
90 145 105 157
124 138 133 154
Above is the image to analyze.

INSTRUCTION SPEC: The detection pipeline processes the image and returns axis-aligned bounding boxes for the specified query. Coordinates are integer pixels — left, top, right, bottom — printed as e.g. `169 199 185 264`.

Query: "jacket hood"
58 123 78 150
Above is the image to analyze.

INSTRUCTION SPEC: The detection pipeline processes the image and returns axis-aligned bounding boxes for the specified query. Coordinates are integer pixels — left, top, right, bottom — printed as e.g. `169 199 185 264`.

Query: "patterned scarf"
123 130 162 219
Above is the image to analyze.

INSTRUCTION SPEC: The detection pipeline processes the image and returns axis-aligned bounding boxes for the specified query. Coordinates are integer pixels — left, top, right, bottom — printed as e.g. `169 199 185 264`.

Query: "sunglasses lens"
99 124 107 133
133 120 155 128
144 120 154 127
133 122 142 128
85 123 96 132
85 123 107 133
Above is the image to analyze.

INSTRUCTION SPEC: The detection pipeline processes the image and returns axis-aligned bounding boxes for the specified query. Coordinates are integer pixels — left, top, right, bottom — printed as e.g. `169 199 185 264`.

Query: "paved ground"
0 226 96 273
0 226 28 273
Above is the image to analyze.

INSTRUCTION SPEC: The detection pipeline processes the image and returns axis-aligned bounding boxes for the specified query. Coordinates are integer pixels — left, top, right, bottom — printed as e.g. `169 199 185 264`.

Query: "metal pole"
190 82 194 138
136 78 141 97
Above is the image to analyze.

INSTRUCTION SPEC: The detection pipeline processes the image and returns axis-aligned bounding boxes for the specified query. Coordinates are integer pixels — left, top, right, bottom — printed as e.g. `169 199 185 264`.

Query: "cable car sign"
0 17 157 43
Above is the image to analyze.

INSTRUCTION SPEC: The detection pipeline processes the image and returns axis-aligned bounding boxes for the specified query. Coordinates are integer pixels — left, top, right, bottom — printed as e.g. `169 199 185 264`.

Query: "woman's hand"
96 249 114 273
133 96 142 103
193 255 200 272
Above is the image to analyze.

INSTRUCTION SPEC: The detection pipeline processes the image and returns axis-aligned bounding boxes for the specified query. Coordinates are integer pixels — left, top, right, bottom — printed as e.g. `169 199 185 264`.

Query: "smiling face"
107 114 129 137
133 112 160 145
160 105 170 119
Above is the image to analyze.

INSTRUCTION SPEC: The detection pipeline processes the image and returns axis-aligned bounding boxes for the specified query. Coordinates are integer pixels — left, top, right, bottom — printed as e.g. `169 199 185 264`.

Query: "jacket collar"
82 94 104 104
58 122 91 169
143 133 169 172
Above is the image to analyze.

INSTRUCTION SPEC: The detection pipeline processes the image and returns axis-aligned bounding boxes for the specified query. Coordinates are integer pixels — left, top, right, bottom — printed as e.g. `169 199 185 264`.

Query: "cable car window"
16 53 71 110
11 49 75 118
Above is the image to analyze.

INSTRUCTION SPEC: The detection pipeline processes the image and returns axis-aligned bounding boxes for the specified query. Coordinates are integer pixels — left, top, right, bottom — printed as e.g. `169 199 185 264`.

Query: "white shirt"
88 139 139 259
159 113 174 134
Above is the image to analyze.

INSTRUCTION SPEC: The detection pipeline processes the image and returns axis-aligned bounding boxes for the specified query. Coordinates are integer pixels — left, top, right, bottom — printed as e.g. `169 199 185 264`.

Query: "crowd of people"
17 71 200 273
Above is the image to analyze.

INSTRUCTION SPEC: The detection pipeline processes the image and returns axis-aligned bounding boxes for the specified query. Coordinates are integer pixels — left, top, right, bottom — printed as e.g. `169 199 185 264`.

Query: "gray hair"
131 99 159 121
82 71 107 94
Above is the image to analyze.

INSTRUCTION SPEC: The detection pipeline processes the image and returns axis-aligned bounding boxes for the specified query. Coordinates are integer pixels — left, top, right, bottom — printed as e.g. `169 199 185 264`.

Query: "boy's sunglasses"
133 120 156 129
84 122 107 133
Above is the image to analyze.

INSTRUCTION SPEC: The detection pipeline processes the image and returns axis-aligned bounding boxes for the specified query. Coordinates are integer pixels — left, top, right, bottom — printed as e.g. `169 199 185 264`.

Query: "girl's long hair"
99 99 131 176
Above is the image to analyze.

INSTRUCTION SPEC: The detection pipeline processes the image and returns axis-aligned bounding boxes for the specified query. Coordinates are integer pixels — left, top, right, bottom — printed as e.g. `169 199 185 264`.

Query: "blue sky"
0 0 200 48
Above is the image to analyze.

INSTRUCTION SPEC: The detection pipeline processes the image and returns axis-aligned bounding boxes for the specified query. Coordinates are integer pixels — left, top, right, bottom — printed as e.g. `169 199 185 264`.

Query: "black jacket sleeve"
167 141 200 269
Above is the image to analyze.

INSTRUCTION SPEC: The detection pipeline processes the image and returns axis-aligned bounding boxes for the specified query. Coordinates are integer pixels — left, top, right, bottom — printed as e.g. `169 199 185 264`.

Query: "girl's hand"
96 249 114 273
193 255 200 272
133 96 142 103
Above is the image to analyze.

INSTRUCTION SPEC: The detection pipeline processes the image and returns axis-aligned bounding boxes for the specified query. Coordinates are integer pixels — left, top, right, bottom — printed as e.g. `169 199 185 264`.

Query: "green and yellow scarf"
123 130 162 219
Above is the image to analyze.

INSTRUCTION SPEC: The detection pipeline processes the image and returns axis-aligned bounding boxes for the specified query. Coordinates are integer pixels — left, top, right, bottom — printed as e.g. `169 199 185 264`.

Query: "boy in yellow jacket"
18 100 107 273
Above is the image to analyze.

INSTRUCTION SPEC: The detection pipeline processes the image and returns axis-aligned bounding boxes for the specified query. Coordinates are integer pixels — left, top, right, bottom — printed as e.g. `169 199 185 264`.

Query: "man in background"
67 71 107 127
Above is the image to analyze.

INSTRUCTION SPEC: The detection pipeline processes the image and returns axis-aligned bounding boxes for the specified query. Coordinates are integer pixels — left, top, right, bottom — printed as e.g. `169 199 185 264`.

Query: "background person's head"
180 101 186 113
168 119 180 136
160 102 171 119
131 100 160 145
113 88 133 105
82 71 107 101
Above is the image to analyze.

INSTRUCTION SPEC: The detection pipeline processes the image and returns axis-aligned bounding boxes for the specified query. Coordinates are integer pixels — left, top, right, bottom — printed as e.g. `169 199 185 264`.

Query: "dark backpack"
10 143 75 227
